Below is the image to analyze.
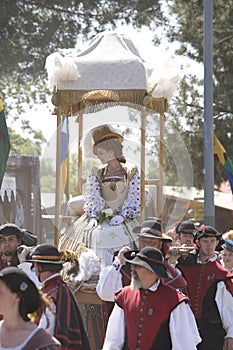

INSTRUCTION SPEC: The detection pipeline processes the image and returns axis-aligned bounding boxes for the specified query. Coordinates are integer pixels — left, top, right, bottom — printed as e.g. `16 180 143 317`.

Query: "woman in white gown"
59 124 140 267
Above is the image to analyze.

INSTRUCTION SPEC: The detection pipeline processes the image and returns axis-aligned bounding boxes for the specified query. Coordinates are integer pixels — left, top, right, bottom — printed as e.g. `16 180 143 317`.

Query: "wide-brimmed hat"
20 229 38 246
0 224 22 239
176 221 196 235
0 266 41 314
0 224 38 247
194 225 222 242
92 124 123 154
124 246 171 278
222 239 233 252
133 220 172 242
27 243 65 264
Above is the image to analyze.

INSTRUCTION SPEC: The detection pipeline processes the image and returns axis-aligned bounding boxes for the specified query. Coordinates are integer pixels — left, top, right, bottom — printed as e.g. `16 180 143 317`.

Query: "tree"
0 0 166 157
2 0 231 189
0 0 165 111
9 125 46 155
165 0 233 152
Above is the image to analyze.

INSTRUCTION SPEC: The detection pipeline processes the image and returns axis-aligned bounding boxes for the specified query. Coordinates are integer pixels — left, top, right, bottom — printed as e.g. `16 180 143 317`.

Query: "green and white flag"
0 97 10 188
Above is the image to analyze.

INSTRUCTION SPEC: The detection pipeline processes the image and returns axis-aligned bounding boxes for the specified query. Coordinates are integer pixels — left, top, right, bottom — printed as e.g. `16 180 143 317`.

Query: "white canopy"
48 31 176 245
45 31 180 104
52 32 147 90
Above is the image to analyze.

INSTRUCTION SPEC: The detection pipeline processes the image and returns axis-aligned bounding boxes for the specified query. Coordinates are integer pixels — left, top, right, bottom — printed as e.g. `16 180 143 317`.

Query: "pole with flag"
54 112 69 246
214 135 233 194
60 116 69 214
0 96 10 188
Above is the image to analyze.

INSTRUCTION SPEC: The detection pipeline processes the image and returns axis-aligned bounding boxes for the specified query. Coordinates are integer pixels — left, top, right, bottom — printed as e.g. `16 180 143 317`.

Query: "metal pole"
204 0 215 225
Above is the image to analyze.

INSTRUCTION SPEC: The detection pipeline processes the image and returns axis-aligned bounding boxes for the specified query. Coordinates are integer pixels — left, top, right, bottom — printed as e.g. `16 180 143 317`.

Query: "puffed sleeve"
121 168 140 219
169 302 201 349
96 264 123 301
83 168 105 217
215 281 233 338
102 304 125 350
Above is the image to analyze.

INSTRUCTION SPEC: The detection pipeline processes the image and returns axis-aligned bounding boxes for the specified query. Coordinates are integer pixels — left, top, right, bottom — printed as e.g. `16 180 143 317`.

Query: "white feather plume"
45 52 80 88
147 56 180 99
76 249 101 282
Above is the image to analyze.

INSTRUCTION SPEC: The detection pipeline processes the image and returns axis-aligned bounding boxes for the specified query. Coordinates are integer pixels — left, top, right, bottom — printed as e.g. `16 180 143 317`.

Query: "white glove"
109 215 124 226
116 246 131 264
88 218 98 229
17 245 31 263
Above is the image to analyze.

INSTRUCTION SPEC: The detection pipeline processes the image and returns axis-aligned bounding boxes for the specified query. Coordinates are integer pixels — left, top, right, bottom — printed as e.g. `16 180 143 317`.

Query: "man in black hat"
97 220 187 318
175 220 196 247
167 220 196 265
177 225 233 350
0 224 22 269
27 243 91 350
102 246 201 349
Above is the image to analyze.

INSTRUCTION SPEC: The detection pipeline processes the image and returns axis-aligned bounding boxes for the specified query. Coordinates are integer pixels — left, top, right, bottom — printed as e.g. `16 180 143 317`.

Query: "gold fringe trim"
51 89 168 116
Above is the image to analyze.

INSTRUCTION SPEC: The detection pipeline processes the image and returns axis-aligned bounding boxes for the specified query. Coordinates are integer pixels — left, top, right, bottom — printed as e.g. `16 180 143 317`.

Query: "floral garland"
96 208 114 224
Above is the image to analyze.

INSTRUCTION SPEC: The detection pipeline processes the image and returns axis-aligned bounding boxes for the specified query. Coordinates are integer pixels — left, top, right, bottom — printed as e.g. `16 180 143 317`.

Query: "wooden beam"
54 107 62 247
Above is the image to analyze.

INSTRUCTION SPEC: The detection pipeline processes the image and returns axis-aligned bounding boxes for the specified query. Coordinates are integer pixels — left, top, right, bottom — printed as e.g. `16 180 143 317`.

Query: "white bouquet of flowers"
96 208 114 224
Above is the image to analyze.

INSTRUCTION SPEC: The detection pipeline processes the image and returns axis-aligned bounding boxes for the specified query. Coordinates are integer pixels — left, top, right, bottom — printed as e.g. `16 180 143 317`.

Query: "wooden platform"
74 289 102 304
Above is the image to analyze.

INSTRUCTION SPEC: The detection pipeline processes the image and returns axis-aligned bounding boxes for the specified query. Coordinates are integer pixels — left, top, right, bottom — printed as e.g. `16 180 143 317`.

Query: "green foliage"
9 126 46 155
0 0 165 157
163 0 233 189
0 0 165 109
1 0 232 191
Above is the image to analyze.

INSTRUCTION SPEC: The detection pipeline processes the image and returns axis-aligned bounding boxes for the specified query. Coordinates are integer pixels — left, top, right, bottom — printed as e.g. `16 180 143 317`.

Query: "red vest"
116 284 187 350
178 260 233 319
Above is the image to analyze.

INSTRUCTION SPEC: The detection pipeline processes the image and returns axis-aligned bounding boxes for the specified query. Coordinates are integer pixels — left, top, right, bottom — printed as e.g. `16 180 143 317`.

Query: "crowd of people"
0 124 233 349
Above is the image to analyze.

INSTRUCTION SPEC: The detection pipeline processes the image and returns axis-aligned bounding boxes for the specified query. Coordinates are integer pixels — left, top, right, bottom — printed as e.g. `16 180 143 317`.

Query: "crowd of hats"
1 220 232 285
134 219 230 253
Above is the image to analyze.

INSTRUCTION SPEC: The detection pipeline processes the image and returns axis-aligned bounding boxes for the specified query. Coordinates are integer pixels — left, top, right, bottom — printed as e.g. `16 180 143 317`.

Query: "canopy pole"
54 107 62 247
158 113 165 227
78 104 84 195
140 110 146 222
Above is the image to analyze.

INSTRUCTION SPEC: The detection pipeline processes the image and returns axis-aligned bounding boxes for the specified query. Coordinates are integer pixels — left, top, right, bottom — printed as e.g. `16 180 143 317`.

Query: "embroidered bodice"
83 165 140 218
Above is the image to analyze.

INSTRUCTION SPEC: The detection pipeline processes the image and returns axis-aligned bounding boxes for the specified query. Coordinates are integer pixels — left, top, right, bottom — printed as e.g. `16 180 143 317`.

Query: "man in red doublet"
97 219 187 328
102 246 201 350
177 225 233 350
